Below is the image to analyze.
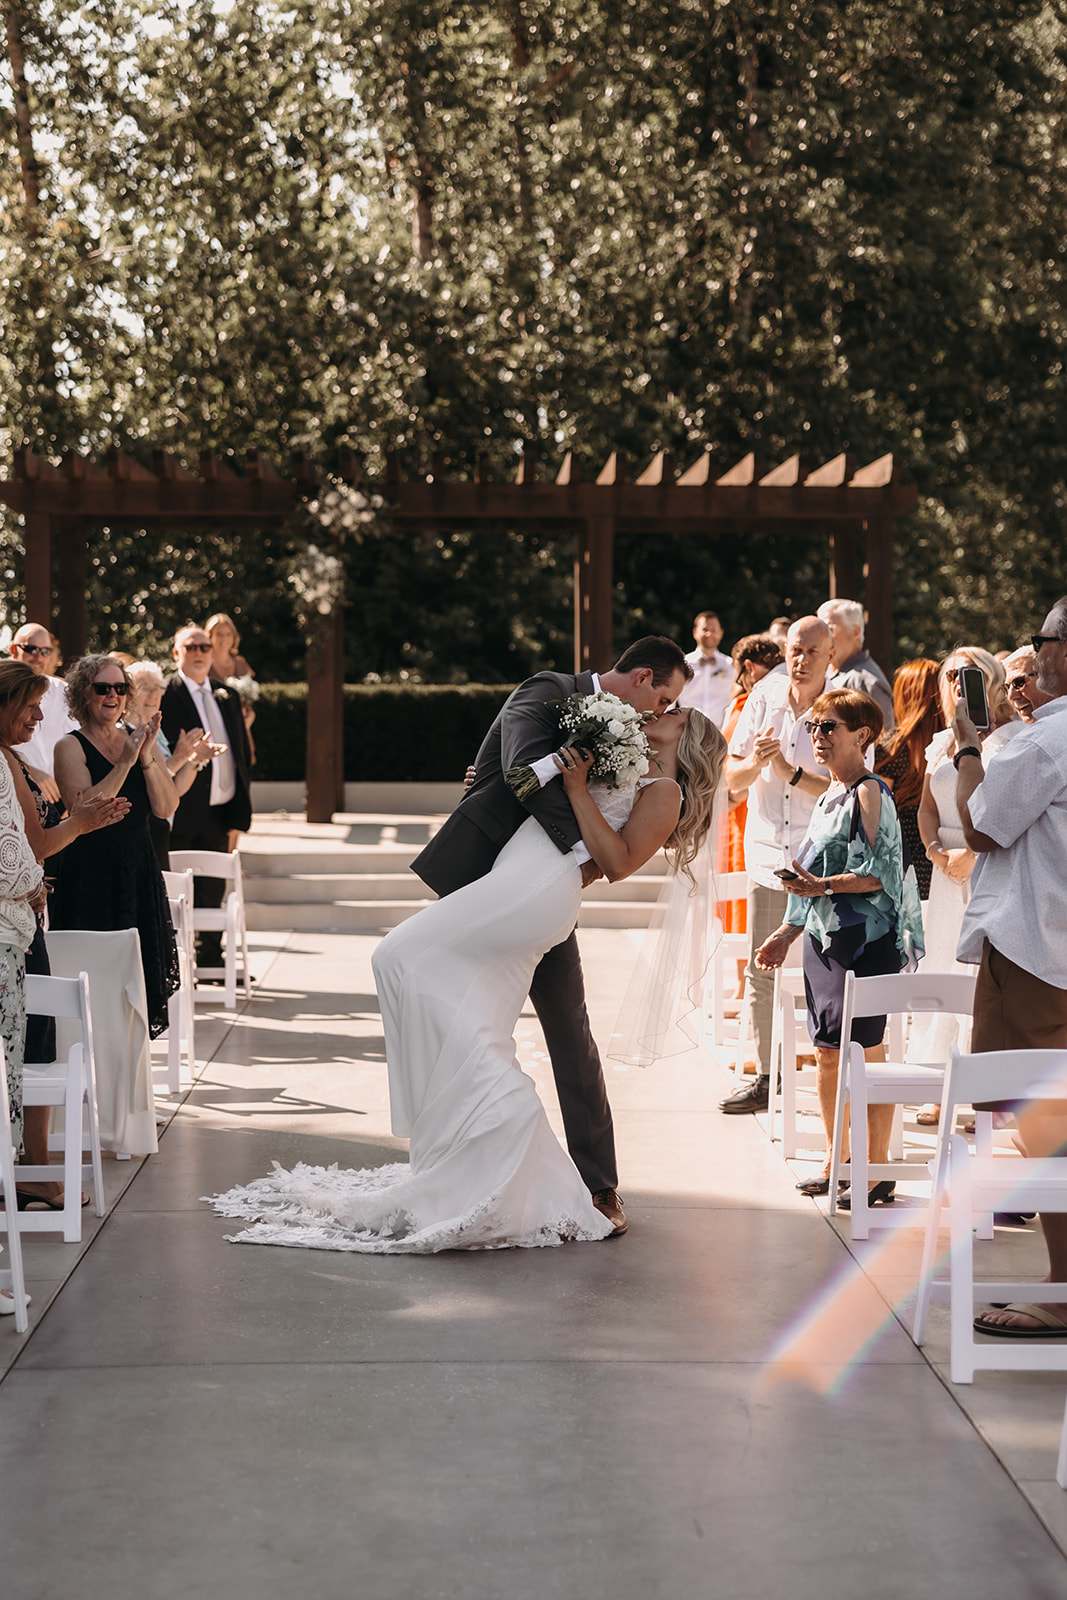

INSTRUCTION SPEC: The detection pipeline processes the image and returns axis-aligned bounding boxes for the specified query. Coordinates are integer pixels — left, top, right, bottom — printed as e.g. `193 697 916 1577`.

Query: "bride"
209 704 726 1253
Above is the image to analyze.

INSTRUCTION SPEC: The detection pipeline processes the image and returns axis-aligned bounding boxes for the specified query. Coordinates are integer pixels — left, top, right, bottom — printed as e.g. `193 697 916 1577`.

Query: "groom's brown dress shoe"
592 1189 628 1235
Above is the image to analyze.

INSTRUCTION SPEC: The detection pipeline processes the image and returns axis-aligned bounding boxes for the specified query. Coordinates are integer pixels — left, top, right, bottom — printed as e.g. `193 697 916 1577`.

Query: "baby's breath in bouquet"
507 692 653 803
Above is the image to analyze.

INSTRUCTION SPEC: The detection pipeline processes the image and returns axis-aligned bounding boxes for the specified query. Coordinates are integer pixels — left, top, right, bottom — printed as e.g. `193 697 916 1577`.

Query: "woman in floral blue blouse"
755 689 925 1206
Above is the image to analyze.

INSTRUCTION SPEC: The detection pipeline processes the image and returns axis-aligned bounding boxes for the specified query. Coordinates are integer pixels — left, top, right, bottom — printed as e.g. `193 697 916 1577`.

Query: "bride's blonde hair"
666 709 727 882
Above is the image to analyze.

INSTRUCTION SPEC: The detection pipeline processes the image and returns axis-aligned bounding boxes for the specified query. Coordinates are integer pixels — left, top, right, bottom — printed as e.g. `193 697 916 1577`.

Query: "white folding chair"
3 973 104 1244
0 1041 29 1332
168 850 251 1009
768 968 816 1153
706 870 749 1049
827 970 979 1239
161 868 197 1090
912 1047 1067 1380
727 932 804 1089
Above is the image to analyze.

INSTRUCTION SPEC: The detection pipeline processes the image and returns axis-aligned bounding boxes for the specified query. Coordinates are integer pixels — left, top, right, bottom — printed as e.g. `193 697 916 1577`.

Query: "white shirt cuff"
571 841 591 865
529 753 560 789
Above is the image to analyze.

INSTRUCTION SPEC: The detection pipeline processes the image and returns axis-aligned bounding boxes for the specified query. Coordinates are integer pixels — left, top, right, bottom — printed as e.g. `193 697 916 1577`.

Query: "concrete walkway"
3 926 1067 1599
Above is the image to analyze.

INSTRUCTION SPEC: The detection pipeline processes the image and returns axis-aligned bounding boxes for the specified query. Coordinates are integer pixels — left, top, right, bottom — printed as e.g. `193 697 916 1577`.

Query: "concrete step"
240 809 665 932
244 871 668 905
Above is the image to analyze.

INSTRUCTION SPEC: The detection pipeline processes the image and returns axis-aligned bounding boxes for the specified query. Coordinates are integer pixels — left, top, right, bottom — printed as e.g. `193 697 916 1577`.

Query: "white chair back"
168 850 250 1009
912 1046 1067 1379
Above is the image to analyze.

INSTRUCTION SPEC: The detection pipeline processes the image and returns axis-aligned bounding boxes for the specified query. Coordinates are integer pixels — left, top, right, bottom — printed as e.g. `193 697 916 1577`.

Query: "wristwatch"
788 765 803 787
952 746 981 770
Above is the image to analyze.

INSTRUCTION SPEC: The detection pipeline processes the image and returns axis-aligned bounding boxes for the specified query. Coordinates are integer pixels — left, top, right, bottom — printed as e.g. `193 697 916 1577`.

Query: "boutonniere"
213 686 230 702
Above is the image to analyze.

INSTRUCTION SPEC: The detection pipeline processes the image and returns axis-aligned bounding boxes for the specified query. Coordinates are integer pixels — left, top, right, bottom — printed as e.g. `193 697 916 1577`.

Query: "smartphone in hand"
773 867 799 882
958 665 990 731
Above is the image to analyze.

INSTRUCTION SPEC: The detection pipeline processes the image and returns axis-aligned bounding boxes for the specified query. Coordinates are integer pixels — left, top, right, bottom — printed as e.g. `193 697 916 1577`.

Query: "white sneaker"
0 1289 31 1315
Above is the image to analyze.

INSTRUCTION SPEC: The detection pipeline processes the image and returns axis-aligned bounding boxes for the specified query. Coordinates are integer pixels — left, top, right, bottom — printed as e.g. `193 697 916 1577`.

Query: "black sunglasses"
91 681 128 696
1006 672 1036 690
16 644 51 657
803 719 843 736
182 642 213 653
1031 634 1066 653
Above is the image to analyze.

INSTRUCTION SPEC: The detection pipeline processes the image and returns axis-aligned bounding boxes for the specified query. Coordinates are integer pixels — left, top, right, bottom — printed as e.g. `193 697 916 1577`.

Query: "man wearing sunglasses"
8 620 78 804
1002 644 1054 724
162 624 252 972
954 598 1067 1339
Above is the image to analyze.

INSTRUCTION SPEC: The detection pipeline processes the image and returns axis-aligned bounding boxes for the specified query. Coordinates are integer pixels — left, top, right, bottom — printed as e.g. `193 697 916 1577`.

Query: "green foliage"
3 0 1067 672
252 681 513 780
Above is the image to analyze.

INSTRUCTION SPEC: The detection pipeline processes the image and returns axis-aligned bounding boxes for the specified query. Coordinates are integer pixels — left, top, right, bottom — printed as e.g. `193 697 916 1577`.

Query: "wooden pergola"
0 443 917 822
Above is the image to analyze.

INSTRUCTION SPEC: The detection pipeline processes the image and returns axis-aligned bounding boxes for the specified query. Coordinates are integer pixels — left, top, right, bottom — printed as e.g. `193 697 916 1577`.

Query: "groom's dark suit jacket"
412 670 595 897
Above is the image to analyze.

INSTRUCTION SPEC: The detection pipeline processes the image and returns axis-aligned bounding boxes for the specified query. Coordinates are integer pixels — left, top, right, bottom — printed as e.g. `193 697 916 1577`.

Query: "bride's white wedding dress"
207 782 644 1252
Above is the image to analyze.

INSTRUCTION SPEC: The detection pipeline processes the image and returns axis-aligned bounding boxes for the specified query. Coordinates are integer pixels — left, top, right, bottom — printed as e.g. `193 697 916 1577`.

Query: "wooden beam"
830 528 861 603
576 514 614 672
56 518 88 658
864 516 894 670
23 511 52 628
306 606 345 823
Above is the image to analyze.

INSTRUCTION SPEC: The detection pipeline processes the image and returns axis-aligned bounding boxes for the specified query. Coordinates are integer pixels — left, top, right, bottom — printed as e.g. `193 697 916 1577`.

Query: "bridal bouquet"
506 691 652 803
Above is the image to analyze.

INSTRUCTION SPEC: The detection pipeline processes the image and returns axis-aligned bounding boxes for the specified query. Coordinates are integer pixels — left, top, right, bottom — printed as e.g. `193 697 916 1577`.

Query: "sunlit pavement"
2 924 1066 1599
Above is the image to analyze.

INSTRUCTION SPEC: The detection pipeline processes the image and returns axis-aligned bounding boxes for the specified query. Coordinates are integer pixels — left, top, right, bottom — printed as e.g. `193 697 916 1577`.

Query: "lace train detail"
208 1160 611 1253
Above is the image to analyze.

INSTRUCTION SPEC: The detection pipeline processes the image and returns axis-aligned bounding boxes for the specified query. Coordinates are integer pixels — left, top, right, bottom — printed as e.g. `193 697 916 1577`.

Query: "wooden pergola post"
23 509 52 628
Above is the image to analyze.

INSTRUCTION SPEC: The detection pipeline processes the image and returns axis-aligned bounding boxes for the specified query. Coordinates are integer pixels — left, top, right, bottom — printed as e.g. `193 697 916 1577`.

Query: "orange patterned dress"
719 693 748 932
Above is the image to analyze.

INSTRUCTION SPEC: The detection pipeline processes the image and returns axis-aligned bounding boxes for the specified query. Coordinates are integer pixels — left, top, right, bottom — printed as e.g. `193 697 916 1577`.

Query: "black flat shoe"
719 1077 770 1115
796 1176 830 1196
837 1180 896 1211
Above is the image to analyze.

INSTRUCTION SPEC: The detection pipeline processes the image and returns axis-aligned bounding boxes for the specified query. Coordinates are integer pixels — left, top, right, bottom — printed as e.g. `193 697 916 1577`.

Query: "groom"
412 636 691 1236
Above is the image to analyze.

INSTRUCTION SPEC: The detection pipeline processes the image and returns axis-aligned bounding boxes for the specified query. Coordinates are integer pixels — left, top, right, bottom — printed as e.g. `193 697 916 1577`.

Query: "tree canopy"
3 0 1067 678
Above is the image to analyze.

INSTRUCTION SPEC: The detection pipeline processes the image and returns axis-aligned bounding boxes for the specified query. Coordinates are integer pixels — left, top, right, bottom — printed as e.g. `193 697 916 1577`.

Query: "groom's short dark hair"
613 636 692 684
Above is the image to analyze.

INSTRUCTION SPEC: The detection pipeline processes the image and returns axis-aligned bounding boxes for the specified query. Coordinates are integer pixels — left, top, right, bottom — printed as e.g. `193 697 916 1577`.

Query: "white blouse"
0 755 44 952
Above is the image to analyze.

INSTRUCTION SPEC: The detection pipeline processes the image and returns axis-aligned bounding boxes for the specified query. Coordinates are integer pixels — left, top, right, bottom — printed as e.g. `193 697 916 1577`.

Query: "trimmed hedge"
252 683 516 782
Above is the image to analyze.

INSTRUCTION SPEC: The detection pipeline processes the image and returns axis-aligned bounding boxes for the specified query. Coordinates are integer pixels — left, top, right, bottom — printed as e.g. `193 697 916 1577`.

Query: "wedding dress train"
208 808 623 1251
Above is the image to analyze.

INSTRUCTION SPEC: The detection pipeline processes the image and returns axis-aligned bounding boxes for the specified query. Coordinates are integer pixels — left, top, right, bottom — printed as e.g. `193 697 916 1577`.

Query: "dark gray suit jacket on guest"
161 675 253 839
413 670 595 896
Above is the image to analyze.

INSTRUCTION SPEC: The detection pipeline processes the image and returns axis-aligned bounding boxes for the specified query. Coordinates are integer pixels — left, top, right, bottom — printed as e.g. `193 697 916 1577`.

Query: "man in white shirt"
720 616 834 1112
955 597 1067 1337
678 610 734 727
8 622 78 803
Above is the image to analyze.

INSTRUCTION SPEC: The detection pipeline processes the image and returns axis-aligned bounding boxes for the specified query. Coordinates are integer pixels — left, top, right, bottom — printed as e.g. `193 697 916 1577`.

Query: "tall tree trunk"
5 2 41 220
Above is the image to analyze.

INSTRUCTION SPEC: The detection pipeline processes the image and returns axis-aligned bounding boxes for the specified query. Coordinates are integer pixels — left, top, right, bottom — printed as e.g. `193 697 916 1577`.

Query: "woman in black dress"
51 654 181 1037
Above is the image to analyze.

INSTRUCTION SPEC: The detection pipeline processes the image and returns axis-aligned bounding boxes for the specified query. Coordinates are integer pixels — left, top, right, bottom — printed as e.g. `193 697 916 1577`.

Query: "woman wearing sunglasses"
50 655 181 1038
754 689 925 1205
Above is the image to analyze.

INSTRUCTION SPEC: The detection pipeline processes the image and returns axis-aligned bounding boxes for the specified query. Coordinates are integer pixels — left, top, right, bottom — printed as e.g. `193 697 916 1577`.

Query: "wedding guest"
957 600 1067 1337
677 610 733 727
818 599 895 731
162 625 252 968
755 689 924 1205
8 622 77 804
874 659 942 900
0 749 46 1307
1002 645 1054 723
721 616 835 1114
767 617 791 650
0 659 128 1207
127 661 224 869
205 613 254 682
909 646 1023 1122
720 635 784 937
51 655 180 1038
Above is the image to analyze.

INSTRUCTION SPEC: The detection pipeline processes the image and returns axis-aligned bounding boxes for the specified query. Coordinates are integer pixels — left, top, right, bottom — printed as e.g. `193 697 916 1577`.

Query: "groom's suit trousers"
528 930 618 1195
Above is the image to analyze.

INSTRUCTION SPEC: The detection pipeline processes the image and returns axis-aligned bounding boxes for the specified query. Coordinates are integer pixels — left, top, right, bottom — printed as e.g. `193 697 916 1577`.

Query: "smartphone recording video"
958 665 990 731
